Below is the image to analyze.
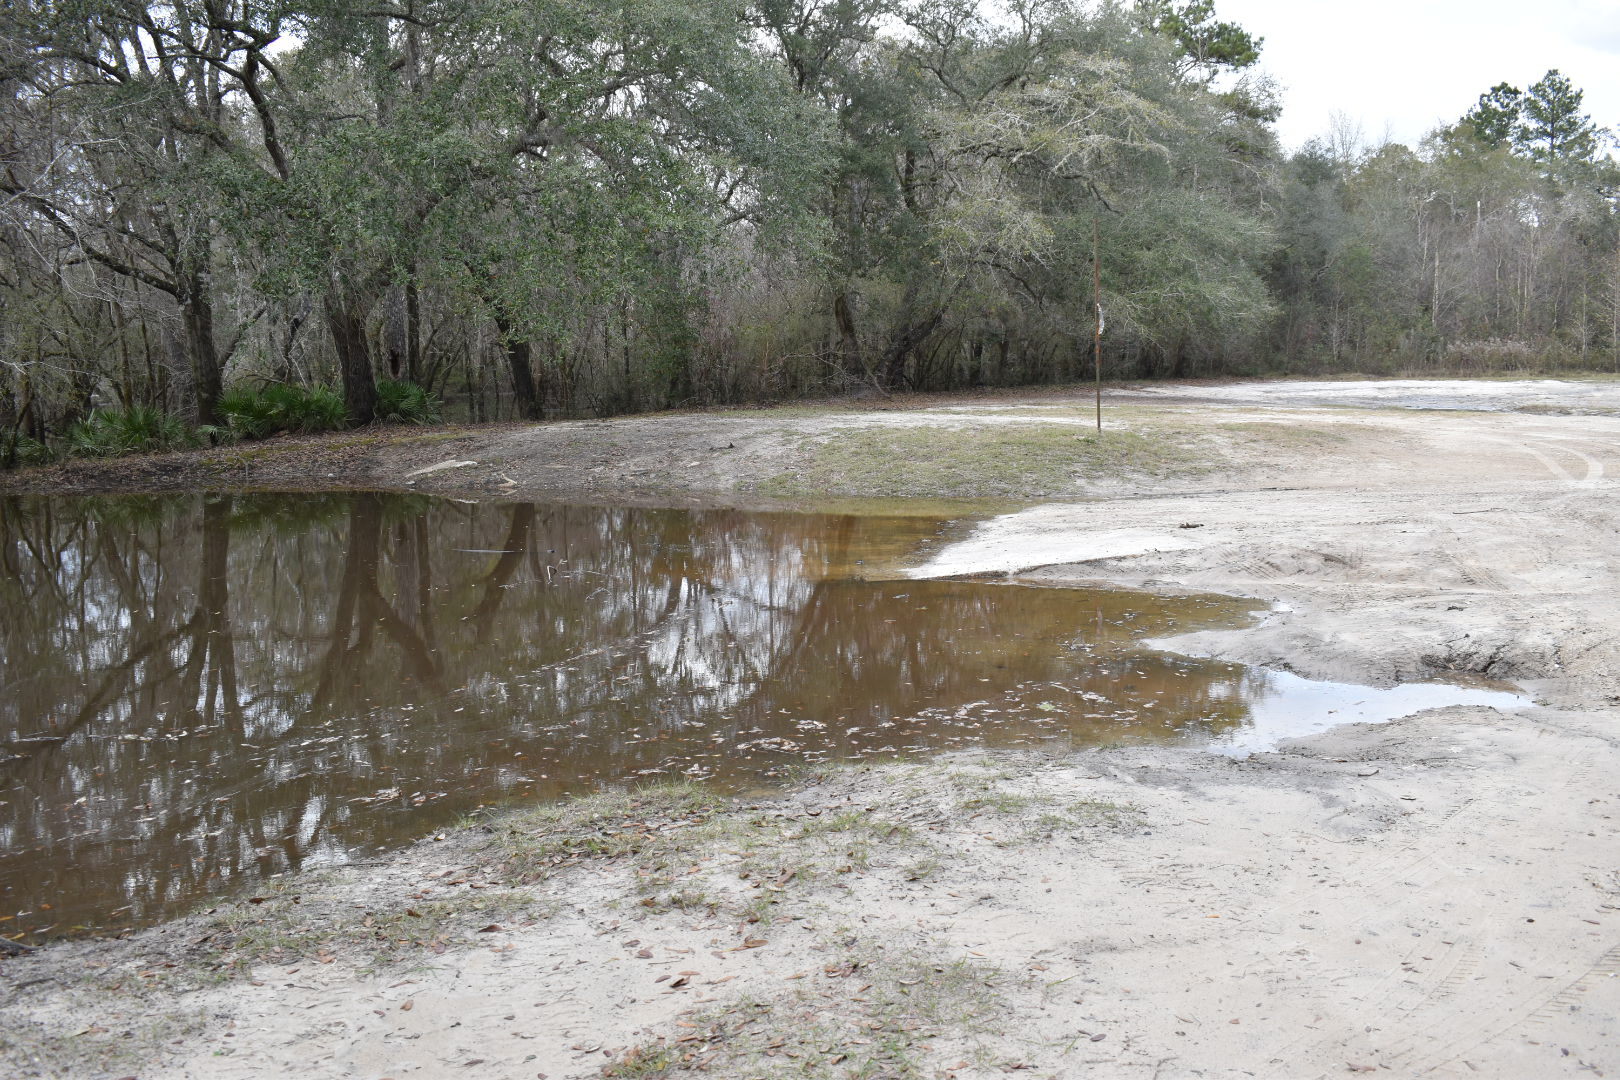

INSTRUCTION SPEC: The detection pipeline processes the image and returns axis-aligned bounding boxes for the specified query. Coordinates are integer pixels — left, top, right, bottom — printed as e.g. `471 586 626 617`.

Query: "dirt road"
4 379 1618 1079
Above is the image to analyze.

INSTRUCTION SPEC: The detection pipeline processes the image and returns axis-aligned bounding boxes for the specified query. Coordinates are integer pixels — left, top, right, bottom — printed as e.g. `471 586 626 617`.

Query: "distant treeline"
2 0 1617 462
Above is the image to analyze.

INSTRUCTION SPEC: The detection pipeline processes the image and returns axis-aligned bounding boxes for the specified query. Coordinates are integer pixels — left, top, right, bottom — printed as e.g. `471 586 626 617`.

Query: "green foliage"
1519 70 1605 166
1 435 55 469
216 389 279 440
218 385 350 439
1463 83 1523 149
1141 0 1263 79
1459 71 1607 168
373 380 442 424
6 0 1619 434
64 407 198 458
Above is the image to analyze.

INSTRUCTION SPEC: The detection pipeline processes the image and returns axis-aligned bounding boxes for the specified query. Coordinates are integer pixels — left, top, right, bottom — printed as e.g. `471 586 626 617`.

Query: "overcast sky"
1214 0 1620 153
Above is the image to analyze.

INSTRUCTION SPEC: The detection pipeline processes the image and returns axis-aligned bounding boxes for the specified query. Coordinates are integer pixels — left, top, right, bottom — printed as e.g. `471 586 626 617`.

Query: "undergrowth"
219 384 348 437
64 406 200 457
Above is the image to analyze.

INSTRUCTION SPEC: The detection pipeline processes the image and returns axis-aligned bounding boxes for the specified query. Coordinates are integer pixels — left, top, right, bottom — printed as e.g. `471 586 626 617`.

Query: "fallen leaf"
400 1000 414 1011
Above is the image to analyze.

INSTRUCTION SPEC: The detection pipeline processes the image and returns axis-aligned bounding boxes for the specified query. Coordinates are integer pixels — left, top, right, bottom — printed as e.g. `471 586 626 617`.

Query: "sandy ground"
3 378 1619 1079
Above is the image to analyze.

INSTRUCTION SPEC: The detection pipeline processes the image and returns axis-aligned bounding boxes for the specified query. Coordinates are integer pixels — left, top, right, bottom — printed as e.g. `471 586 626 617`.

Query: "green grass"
754 423 1198 498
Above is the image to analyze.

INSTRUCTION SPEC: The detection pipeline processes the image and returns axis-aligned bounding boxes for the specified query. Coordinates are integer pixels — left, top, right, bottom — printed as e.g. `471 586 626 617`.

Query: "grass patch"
493 778 922 920
197 874 550 977
606 948 1011 1079
943 763 1143 845
103 761 1144 990
1217 421 1351 448
0 1002 203 1080
753 423 1198 498
493 781 726 873
1065 797 1145 828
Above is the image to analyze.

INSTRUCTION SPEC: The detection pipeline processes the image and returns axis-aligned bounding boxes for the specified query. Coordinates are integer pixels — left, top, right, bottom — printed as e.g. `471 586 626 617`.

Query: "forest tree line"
2 0 1618 462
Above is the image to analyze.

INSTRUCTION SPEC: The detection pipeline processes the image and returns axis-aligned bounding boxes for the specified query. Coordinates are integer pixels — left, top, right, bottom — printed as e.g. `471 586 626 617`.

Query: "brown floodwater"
0 494 1526 943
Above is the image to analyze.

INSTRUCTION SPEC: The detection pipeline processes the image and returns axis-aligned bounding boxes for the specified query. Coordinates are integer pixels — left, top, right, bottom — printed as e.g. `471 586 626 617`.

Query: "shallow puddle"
0 494 1525 940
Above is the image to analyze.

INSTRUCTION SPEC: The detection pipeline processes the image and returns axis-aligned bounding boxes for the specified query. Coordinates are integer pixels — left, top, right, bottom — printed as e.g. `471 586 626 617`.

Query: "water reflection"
0 494 1270 940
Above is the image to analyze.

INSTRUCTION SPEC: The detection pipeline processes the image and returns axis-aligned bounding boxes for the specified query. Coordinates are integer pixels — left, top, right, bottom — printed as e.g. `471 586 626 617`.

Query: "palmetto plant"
65 407 198 457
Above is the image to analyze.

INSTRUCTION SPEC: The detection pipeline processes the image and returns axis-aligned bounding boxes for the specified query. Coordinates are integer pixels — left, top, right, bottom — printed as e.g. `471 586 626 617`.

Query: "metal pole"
1093 216 1102 433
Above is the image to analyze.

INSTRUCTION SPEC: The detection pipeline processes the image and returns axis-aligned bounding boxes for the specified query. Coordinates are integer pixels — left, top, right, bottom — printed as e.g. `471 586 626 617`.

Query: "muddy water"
0 494 1520 942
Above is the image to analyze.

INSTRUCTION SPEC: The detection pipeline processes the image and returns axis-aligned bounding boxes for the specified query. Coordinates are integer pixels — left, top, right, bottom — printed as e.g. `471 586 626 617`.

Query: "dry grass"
754 423 1201 499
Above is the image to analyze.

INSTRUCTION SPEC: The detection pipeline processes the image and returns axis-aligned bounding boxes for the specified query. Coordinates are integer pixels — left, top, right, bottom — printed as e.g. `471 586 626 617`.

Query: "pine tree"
1517 69 1604 165
1462 83 1523 149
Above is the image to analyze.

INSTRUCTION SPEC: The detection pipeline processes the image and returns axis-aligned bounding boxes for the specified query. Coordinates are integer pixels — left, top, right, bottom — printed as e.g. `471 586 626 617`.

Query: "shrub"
218 387 280 439
268 384 348 432
219 383 349 439
374 379 442 424
65 406 198 457
0 434 54 468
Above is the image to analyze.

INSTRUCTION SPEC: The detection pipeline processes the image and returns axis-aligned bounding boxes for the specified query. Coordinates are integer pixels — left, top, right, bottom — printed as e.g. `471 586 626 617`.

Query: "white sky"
1214 0 1620 153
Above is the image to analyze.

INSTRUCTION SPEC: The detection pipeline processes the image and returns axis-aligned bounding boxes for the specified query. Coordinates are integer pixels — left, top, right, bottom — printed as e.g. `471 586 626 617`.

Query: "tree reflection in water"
0 494 1263 941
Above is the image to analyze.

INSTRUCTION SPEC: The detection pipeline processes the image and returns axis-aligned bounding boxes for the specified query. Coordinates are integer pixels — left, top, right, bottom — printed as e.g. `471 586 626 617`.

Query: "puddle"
1204 670 1529 756
0 494 1526 940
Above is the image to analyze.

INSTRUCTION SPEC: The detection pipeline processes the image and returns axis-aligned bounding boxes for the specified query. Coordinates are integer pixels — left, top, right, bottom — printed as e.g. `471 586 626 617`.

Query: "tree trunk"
833 290 862 377
493 315 540 420
179 274 223 426
384 286 406 378
879 311 943 389
324 287 377 424
405 275 422 384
